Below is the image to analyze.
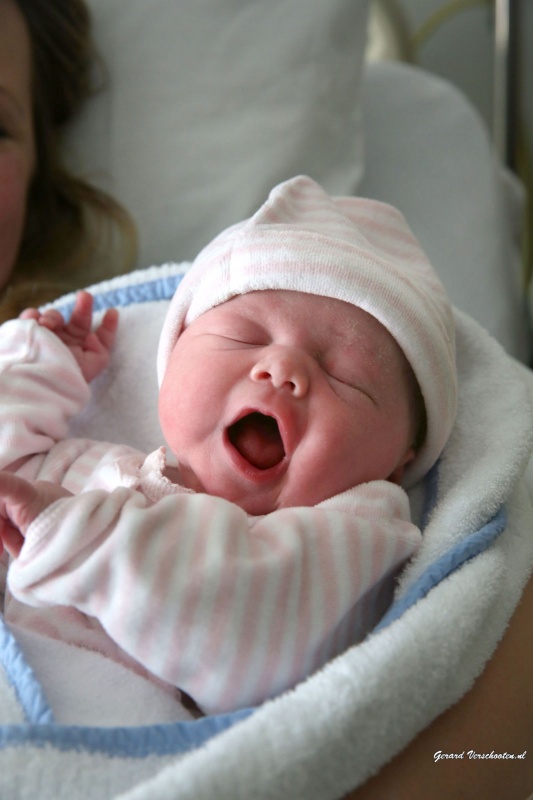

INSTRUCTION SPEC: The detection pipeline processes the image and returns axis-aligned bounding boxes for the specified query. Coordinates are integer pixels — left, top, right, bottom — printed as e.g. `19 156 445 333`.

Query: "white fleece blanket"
1 263 533 800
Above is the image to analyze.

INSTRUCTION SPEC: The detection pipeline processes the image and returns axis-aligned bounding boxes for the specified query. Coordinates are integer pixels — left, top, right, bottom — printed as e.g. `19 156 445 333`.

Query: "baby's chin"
215 484 329 517
173 464 281 516
218 489 281 517
173 456 336 515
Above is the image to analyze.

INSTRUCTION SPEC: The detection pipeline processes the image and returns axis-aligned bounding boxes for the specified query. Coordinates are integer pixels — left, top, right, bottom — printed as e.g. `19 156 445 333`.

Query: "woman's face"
0 0 35 289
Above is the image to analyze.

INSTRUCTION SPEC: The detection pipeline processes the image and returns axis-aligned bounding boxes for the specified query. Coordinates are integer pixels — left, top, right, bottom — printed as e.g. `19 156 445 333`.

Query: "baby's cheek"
158 389 178 449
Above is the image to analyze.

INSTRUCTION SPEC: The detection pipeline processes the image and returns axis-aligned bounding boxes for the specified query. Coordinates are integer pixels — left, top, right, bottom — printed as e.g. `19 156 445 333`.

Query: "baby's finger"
0 521 24 559
0 471 37 508
36 309 66 331
67 291 95 335
94 308 119 351
19 308 41 321
19 308 65 330
0 472 62 534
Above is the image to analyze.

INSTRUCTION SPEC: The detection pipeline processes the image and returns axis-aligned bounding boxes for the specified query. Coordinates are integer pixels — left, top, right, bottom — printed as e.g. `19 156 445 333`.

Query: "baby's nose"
250 347 309 397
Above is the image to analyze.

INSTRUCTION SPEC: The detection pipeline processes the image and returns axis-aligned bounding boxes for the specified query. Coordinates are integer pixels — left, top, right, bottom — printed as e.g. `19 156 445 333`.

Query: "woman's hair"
1 0 137 321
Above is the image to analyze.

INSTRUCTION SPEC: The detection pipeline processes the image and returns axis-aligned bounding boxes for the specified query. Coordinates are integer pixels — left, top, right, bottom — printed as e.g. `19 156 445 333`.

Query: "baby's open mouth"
227 412 286 470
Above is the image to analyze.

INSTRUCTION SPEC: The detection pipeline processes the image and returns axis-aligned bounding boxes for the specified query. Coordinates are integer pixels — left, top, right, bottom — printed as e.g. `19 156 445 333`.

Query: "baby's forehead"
217 289 394 345
215 288 354 318
218 289 390 328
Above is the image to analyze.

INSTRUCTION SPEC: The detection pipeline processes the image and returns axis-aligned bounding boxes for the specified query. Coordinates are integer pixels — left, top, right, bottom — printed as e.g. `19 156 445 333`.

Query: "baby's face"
159 290 416 515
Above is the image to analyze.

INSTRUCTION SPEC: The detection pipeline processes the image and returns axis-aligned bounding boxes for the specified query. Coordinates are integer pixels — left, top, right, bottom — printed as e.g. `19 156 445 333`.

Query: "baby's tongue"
229 413 285 470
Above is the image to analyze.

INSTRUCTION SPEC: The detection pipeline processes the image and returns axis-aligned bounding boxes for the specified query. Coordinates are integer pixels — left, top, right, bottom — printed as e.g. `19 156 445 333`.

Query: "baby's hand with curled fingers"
20 290 119 382
0 472 72 559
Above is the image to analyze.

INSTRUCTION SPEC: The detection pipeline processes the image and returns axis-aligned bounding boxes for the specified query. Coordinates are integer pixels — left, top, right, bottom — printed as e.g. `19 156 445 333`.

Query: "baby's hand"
20 291 119 382
0 472 72 559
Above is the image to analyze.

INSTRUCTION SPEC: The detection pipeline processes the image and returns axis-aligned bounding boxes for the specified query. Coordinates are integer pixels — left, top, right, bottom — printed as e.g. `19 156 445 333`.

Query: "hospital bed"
1 1 532 798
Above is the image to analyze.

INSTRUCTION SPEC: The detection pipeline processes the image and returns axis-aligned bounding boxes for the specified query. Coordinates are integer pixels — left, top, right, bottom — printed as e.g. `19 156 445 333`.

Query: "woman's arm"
345 572 533 800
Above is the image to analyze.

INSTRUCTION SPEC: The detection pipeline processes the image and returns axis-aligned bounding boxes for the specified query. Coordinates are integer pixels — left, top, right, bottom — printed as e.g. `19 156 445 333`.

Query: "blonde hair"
0 0 137 322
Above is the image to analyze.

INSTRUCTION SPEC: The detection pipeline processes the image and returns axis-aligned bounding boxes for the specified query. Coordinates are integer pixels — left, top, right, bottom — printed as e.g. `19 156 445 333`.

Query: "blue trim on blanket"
374 503 508 633
0 616 54 725
0 707 254 757
52 271 185 319
0 269 508 759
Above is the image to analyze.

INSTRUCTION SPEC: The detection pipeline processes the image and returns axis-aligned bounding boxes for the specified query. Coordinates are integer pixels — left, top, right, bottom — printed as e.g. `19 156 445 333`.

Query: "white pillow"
65 0 370 269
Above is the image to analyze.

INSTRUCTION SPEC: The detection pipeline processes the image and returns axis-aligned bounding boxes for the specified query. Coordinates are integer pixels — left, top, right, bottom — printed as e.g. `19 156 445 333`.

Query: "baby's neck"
162 464 182 485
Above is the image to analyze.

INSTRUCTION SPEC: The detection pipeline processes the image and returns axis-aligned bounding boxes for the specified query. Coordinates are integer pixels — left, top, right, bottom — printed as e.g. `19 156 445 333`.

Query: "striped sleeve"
0 320 90 471
7 481 421 714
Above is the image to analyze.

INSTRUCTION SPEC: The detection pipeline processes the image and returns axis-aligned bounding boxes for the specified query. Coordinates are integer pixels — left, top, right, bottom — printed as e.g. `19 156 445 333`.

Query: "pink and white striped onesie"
0 318 421 714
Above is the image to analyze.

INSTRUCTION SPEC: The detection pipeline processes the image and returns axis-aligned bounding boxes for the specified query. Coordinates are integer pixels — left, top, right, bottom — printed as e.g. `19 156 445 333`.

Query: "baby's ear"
387 447 416 485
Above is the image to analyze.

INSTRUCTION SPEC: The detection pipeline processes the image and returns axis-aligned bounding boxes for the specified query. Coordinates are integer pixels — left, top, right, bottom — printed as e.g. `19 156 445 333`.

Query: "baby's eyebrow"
224 312 261 329
326 325 374 359
321 323 353 348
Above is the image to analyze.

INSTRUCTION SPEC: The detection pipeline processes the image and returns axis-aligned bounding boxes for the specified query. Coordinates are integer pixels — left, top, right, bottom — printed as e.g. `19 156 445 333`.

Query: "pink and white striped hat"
158 175 457 487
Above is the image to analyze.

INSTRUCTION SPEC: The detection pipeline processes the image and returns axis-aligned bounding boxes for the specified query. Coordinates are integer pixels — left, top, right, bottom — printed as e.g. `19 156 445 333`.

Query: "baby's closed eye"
322 361 377 405
212 321 270 347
